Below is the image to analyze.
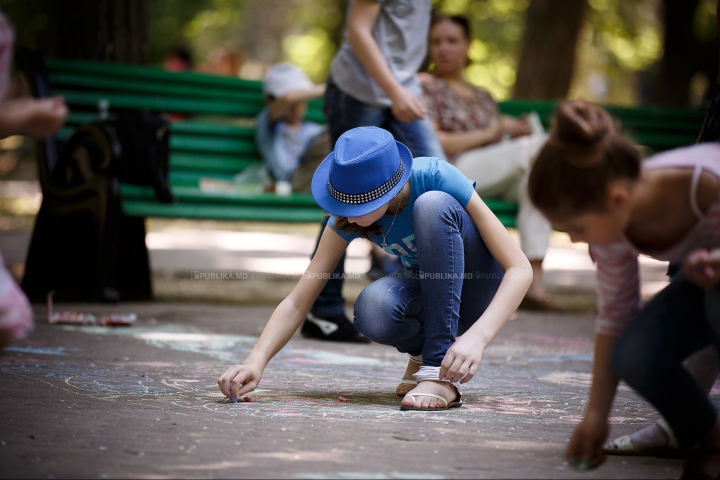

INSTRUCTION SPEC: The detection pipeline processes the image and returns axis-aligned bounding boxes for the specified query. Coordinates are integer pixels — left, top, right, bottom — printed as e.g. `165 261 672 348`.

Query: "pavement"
0 303 696 479
0 181 691 479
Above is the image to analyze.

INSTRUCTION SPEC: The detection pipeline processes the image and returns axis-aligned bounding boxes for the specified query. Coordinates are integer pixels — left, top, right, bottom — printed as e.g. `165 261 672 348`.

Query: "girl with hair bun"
528 99 720 475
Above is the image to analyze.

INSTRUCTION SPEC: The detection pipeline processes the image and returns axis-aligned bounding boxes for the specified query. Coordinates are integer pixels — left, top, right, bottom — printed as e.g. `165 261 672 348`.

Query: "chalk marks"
4 324 716 429
4 346 70 356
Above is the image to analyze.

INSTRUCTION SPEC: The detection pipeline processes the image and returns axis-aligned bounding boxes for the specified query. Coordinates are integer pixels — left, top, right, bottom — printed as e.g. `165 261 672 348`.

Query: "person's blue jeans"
352 191 503 366
310 77 446 319
611 273 720 447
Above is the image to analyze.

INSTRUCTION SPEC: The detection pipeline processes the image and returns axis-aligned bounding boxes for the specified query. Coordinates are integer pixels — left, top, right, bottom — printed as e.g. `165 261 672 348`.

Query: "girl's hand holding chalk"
683 248 720 289
218 363 263 402
565 413 607 472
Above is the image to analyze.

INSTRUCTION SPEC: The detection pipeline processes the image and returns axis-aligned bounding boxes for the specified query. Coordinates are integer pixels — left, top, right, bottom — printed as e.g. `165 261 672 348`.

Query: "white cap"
263 62 314 98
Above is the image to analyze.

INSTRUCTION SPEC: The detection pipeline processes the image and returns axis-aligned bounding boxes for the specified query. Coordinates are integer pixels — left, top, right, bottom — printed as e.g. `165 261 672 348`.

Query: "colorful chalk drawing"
2 324 718 428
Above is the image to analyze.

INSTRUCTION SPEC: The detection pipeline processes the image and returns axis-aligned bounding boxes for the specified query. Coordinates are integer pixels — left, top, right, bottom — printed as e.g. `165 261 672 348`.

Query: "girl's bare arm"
218 226 349 398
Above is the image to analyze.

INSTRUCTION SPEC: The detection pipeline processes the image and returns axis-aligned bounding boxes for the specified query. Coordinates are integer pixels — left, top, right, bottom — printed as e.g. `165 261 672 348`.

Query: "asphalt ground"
0 302 696 479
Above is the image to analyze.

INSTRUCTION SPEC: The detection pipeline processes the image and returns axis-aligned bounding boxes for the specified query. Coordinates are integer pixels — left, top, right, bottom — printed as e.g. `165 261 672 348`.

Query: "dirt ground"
0 302 693 479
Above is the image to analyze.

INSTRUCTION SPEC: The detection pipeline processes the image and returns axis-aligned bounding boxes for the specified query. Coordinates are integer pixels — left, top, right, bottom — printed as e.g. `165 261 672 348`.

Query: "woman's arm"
431 119 502 156
347 0 426 123
565 334 619 467
439 191 532 383
218 226 349 399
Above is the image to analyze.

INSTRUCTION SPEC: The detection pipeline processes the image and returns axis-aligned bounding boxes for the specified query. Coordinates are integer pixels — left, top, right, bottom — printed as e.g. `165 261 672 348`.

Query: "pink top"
0 11 14 100
592 143 720 336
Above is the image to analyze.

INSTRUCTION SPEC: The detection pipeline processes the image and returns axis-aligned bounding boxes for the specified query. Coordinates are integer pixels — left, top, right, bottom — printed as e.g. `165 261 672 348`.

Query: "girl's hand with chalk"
218 362 262 402
683 248 720 289
565 412 607 471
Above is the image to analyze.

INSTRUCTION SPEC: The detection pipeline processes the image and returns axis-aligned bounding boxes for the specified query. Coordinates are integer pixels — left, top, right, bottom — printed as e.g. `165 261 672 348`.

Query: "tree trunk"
513 0 588 100
655 0 716 106
53 0 148 63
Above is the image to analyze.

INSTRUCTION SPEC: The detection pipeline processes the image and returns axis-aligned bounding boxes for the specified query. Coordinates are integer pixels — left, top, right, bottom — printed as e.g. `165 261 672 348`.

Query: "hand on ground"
683 248 720 289
218 363 262 401
565 412 608 469
390 88 426 123
400 380 458 409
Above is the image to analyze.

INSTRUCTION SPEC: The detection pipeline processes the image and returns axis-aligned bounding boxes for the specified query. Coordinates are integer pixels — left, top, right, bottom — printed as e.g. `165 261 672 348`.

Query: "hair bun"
550 100 615 167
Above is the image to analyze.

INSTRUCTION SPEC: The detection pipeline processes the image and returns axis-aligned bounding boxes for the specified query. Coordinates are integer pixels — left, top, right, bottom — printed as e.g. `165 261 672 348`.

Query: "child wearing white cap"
255 62 328 195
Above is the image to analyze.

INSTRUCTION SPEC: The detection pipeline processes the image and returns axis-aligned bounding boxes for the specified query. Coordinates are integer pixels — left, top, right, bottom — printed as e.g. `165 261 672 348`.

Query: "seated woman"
218 126 532 410
421 14 556 312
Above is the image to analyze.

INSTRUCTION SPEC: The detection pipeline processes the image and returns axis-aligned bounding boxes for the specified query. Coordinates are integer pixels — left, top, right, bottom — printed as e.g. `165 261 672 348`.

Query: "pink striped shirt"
592 143 720 336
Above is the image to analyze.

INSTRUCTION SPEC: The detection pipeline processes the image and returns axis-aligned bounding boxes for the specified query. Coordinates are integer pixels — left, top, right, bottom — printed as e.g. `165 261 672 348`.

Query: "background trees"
0 0 716 106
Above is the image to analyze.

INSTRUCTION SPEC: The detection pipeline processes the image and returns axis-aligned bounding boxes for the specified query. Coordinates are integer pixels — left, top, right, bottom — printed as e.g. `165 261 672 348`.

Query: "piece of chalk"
338 396 347 402
231 397 237 404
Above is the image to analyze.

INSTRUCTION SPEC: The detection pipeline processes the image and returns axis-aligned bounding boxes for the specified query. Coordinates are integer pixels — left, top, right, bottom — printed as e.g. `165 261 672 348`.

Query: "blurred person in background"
421 14 557 311
0 9 65 350
163 44 193 72
256 62 327 194
301 0 445 347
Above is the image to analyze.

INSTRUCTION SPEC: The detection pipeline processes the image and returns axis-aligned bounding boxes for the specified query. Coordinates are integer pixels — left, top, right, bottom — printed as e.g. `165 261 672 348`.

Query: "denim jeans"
611 273 720 447
352 191 503 366
310 77 446 318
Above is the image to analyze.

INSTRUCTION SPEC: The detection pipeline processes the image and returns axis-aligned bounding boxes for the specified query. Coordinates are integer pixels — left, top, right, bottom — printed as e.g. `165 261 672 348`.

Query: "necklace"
380 192 408 249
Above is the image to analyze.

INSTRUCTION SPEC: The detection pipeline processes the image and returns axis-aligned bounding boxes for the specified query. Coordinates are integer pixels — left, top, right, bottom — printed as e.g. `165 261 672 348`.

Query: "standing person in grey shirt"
301 0 446 350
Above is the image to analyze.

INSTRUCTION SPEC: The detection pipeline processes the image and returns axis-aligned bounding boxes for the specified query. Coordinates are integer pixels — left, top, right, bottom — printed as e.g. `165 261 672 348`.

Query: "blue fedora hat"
311 127 413 218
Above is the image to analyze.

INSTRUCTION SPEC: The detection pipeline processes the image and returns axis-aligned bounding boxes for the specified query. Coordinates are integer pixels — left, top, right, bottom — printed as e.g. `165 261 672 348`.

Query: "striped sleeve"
591 242 642 336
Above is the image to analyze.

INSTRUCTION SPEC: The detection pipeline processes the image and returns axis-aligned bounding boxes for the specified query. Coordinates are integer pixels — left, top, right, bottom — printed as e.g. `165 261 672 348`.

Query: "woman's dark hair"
528 100 643 215
166 45 193 69
332 216 382 240
431 13 471 39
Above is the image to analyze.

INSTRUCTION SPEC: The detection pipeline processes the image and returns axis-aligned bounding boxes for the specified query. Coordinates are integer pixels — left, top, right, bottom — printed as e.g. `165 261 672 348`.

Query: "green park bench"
17 55 707 302
46 58 706 227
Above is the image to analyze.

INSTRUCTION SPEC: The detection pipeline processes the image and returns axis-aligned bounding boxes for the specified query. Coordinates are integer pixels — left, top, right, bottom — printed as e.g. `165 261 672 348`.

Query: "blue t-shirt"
328 157 475 269
255 107 325 181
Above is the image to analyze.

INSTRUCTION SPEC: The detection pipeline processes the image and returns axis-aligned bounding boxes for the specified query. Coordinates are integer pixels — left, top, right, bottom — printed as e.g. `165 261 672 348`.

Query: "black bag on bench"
57 112 175 203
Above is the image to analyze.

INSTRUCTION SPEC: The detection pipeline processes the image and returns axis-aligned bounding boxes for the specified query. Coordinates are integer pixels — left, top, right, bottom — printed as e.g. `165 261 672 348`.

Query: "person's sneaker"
301 312 370 343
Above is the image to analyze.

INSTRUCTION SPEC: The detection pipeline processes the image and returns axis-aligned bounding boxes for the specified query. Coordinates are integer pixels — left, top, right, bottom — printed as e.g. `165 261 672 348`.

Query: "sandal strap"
611 435 634 451
404 393 449 408
657 418 680 449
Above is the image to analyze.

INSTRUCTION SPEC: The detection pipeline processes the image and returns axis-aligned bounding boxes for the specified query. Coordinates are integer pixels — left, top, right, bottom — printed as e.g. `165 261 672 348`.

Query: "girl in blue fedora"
218 126 532 410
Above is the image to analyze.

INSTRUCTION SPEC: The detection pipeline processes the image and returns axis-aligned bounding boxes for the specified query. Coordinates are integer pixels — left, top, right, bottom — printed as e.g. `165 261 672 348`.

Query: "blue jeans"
310 77 446 318
353 191 503 366
611 273 720 447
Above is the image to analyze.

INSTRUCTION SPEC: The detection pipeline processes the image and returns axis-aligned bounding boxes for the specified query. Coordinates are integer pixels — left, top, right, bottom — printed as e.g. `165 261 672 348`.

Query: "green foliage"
147 0 244 67
0 0 54 53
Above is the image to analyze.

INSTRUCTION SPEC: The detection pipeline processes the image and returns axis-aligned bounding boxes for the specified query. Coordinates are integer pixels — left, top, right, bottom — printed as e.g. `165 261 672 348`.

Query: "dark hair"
332 216 382 240
528 100 643 215
431 13 471 39
165 45 193 69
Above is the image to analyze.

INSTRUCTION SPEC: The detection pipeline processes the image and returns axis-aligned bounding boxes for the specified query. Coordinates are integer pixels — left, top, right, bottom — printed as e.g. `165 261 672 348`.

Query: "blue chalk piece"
231 397 238 404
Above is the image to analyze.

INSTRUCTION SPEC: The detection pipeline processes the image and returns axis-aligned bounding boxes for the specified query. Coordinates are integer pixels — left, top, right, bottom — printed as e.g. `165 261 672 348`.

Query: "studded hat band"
327 162 404 205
